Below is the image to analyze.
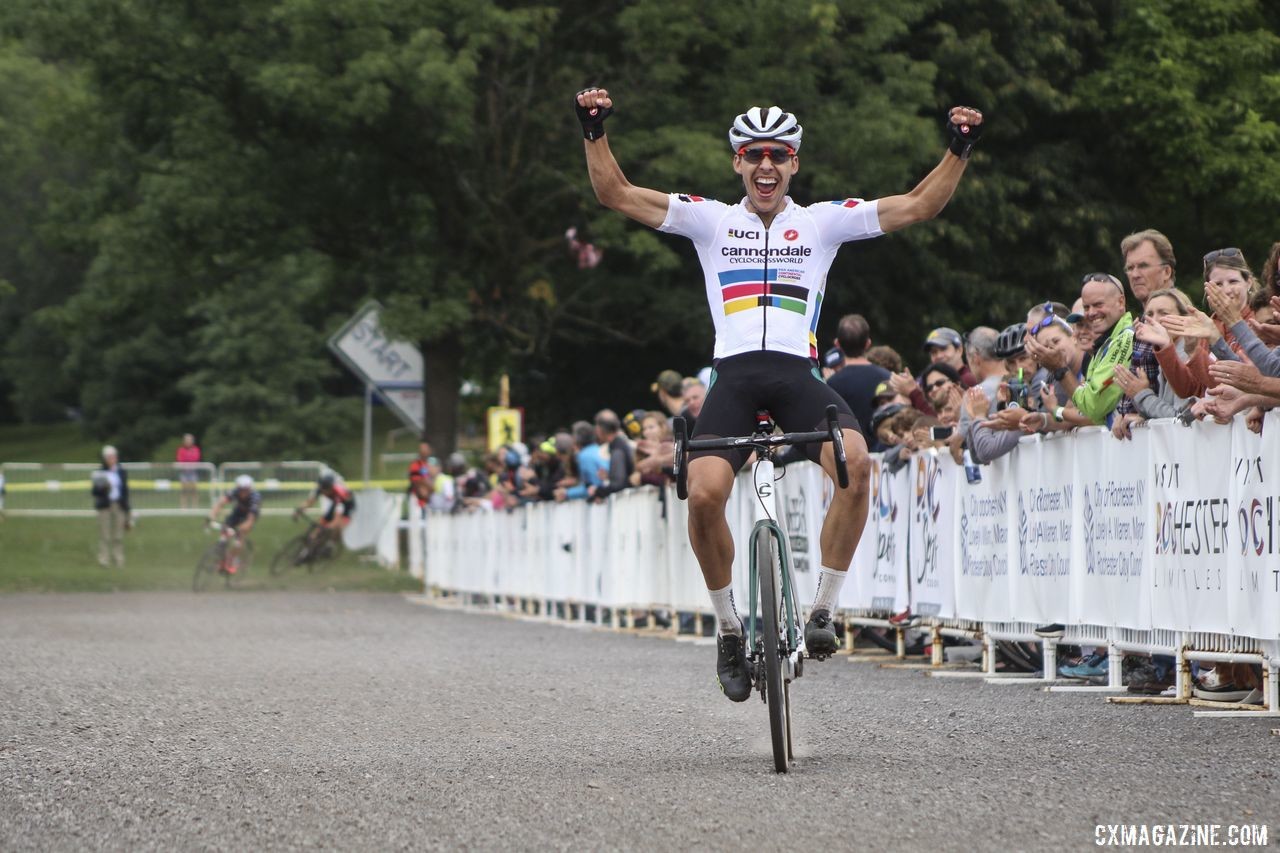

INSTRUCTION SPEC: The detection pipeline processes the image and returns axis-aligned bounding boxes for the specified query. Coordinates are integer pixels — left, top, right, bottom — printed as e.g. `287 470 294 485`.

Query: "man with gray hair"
1113 229 1176 428
964 326 1004 414
90 445 131 568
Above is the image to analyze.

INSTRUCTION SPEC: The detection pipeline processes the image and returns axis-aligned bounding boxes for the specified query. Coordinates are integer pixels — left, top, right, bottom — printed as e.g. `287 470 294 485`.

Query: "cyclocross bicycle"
673 404 849 773
194 524 254 592
270 511 340 576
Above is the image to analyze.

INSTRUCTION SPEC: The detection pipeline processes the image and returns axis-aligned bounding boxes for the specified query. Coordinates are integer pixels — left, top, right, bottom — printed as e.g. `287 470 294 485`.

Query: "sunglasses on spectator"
738 146 795 164
925 378 951 392
1028 302 1057 335
1203 247 1241 267
1081 272 1125 295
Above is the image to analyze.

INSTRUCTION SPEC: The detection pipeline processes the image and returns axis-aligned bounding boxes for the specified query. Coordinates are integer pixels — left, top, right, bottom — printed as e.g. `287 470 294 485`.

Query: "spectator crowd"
412 229 1280 705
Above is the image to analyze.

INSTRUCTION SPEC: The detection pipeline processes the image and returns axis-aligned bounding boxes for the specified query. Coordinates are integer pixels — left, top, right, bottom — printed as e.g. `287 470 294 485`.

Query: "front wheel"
755 526 790 773
194 540 225 593
270 534 310 576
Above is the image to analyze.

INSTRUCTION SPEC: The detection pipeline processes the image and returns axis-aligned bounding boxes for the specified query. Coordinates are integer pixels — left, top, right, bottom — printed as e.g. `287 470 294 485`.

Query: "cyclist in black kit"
576 87 983 701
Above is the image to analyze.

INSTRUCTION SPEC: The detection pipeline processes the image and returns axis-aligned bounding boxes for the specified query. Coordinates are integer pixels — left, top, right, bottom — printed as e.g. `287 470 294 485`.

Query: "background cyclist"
575 87 982 702
207 474 261 573
295 472 356 548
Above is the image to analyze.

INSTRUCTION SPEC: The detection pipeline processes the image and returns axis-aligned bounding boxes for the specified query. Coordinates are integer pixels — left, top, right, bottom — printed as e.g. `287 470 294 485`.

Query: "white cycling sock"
708 584 742 636
811 565 847 613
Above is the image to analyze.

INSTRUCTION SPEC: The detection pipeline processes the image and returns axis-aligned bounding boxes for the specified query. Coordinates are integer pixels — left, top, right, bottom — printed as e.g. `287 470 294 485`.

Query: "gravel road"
2 593 1277 851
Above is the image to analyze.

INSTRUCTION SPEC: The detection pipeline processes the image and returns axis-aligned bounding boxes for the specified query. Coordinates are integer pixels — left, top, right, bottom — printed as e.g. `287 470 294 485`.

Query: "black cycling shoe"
804 609 839 659
716 631 753 702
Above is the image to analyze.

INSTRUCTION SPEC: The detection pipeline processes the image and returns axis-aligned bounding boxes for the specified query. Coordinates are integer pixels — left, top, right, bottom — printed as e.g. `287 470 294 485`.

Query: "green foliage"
1077 0 1280 278
0 0 1278 444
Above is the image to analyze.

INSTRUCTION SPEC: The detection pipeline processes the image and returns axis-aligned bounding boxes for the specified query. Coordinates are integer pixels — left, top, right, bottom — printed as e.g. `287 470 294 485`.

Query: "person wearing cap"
922 327 977 387
520 437 570 503
868 402 906 449
651 370 685 417
825 313 890 441
819 345 844 380
91 445 131 568
574 84 983 702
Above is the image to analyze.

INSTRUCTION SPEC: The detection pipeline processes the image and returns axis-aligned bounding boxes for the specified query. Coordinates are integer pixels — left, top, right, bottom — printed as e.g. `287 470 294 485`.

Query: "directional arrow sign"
328 301 424 433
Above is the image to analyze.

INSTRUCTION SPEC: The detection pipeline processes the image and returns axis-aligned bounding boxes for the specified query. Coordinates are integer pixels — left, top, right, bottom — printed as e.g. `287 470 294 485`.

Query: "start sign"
487 407 523 451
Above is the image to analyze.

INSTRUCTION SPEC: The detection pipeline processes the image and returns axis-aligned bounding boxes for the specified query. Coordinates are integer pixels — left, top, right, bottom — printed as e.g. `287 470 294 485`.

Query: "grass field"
0 515 421 594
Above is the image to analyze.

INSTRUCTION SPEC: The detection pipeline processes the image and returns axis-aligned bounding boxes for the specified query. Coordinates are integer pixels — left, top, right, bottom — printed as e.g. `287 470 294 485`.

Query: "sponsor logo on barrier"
1085 480 1146 579
913 456 941 587
873 460 898 579
1018 485 1072 577
1154 499 1229 557
960 491 1007 579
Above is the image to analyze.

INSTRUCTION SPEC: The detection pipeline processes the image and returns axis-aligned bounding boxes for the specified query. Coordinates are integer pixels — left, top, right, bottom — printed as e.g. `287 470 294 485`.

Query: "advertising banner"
908 450 956 618
1227 413 1280 639
954 451 1013 622
1149 419 1233 632
1069 426 1153 629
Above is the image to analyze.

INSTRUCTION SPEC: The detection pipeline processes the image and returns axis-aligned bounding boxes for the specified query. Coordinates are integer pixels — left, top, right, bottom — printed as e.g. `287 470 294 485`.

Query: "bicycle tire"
755 525 789 773
193 541 224 593
270 534 310 576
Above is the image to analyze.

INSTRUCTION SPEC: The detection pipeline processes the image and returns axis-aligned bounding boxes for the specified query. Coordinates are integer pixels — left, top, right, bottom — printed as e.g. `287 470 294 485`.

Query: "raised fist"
575 88 614 141
946 106 984 160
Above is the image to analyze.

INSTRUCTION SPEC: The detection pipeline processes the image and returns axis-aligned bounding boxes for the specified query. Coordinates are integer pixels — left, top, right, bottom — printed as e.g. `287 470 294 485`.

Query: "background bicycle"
270 511 342 576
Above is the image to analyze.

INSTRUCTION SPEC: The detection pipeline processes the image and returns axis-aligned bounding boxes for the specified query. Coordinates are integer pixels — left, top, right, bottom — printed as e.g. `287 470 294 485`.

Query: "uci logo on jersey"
727 229 761 240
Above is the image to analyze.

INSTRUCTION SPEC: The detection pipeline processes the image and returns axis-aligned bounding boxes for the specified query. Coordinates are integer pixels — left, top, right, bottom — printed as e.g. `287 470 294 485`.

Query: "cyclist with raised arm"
208 474 261 574
295 472 356 550
575 88 983 701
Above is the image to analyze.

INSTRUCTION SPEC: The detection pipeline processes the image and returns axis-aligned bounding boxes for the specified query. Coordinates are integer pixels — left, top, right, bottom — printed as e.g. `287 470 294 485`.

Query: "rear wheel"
755 526 789 774
270 534 310 576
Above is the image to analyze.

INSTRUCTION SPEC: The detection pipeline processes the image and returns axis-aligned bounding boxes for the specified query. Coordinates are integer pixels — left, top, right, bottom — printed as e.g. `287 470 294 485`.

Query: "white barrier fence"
416 415 1280 711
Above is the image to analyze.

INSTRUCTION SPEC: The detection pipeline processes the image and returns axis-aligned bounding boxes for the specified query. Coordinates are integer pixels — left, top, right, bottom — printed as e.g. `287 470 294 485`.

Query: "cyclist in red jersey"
575 87 983 701
295 472 356 549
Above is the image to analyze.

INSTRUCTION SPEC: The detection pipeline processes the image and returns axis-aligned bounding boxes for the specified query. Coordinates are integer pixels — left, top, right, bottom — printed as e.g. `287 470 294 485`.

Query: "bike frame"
745 451 806 681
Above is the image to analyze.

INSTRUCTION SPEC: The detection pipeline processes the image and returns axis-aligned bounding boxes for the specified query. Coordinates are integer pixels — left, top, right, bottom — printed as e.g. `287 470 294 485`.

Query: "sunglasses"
925 378 951 392
738 146 795 164
1203 247 1242 267
1081 272 1125 295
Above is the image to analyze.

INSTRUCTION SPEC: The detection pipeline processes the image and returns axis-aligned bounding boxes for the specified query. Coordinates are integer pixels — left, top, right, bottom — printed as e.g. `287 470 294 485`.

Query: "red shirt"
176 446 201 463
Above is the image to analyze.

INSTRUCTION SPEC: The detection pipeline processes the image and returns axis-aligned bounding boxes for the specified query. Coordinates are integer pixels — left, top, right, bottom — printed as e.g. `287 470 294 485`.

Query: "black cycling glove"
946 111 983 160
575 89 613 141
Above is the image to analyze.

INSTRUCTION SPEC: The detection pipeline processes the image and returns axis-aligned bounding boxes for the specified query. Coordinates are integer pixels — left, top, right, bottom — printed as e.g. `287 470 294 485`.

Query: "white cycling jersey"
658 194 883 360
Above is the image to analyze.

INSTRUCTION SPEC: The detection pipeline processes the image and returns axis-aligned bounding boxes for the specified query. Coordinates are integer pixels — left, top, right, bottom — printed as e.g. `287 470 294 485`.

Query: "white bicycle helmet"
728 106 803 152
234 474 254 489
